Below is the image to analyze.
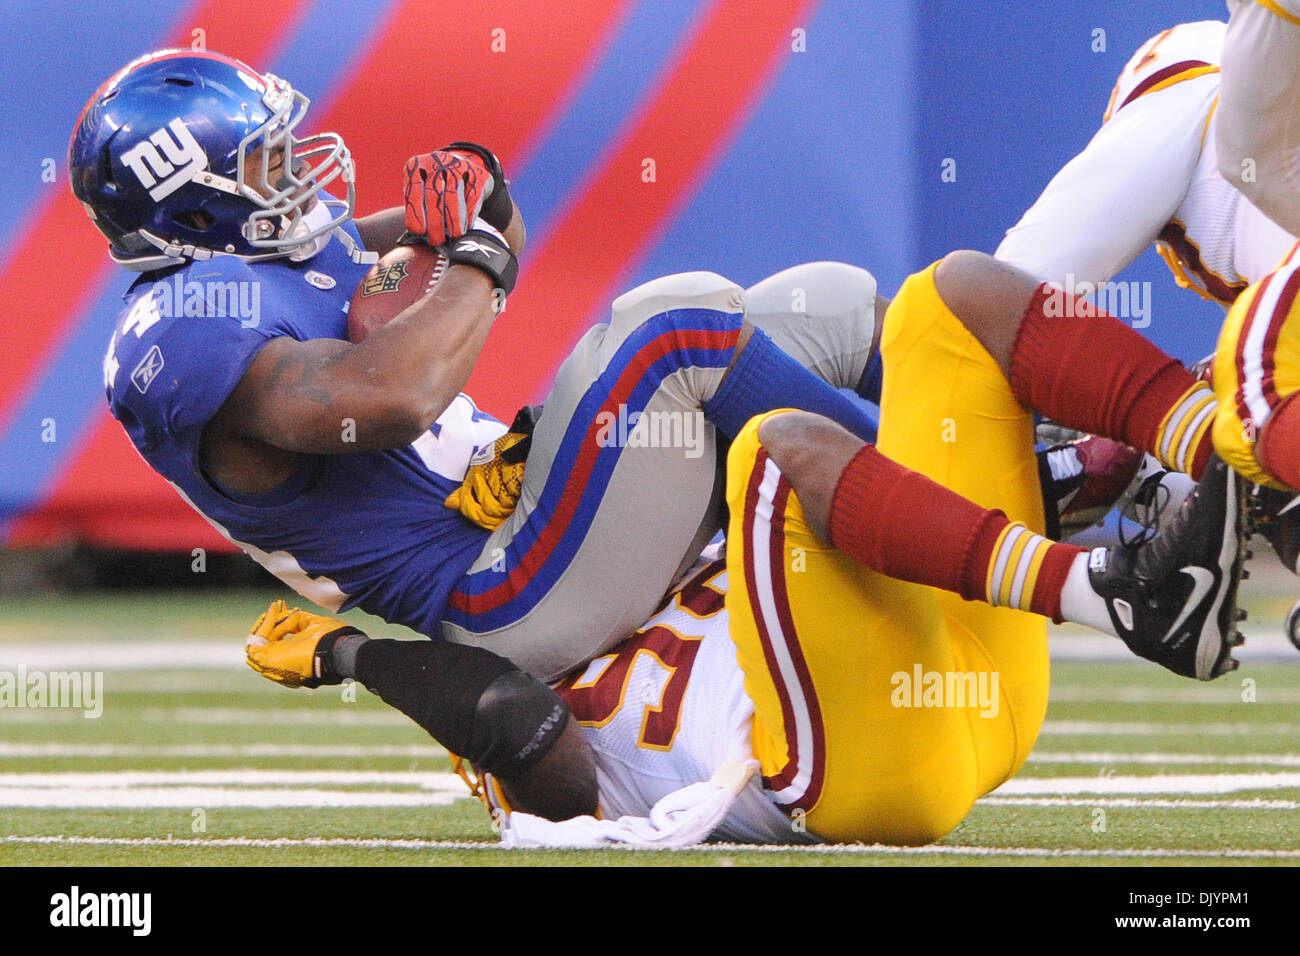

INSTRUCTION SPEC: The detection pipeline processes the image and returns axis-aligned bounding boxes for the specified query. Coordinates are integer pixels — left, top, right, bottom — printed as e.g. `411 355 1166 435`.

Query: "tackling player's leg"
719 271 1247 843
883 259 1245 681
936 250 1218 481
721 259 1060 843
940 249 1300 593
724 415 983 844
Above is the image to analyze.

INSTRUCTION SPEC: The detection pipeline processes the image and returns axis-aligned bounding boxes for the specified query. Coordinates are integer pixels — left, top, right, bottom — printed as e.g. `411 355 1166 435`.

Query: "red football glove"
403 143 512 247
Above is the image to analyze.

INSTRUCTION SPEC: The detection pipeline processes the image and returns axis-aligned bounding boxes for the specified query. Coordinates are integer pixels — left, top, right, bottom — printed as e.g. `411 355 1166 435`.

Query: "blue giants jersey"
102 218 504 637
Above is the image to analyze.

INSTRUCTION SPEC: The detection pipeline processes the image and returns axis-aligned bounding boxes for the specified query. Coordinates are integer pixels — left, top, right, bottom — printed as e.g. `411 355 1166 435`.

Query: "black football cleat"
1087 453 1248 680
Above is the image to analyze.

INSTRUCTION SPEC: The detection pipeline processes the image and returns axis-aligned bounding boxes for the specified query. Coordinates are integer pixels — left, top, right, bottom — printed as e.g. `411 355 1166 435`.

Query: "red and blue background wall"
0 0 1228 551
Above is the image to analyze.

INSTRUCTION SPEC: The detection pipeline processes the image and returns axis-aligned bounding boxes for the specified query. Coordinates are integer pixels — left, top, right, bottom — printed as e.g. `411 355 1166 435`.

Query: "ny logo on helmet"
120 118 208 202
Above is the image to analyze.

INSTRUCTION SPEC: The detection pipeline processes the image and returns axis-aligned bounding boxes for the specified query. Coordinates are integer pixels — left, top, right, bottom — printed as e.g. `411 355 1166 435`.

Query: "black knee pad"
354 638 570 778
469 669 570 778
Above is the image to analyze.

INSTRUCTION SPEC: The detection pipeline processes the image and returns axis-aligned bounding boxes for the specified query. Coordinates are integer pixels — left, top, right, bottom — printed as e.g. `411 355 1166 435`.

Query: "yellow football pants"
1212 262 1300 490
724 261 1050 845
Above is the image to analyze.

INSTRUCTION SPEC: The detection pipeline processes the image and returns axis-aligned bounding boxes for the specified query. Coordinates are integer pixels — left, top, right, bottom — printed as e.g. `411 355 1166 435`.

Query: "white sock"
1057 550 1116 636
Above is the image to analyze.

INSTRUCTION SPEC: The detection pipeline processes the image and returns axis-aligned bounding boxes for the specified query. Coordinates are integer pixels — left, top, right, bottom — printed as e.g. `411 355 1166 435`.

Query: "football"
347 243 449 343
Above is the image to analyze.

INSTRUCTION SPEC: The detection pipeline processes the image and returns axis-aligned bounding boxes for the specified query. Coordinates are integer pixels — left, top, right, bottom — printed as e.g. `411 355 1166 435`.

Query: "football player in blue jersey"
70 50 887 818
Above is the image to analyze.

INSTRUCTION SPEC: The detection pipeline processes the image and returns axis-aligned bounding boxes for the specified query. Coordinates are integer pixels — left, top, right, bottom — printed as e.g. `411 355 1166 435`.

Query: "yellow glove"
445 405 539 531
245 599 360 688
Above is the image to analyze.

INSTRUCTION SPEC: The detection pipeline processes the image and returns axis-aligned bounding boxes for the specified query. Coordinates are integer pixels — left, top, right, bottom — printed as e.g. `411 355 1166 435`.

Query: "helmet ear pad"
171 208 214 231
155 184 264 253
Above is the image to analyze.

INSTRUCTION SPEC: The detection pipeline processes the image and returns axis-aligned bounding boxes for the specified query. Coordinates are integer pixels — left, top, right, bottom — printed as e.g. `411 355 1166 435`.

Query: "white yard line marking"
0 643 242 671
0 767 470 806
1 767 1295 811
3 835 1299 858
140 708 412 726
0 743 447 759
0 770 462 788
1028 752 1300 767
1050 631 1298 660
7 745 1293 765
0 707 411 726
0 770 471 806
1047 686 1300 703
996 772 1300 795
979 796 1300 810
12 769 1294 795
1041 721 1300 735
0 787 465 808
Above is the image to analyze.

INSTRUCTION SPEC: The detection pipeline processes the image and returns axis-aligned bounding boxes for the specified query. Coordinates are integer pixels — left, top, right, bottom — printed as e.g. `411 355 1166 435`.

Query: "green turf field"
2 579 1299 867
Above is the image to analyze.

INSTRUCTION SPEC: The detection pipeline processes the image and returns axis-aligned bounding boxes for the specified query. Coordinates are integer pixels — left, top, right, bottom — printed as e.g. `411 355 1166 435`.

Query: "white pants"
441 263 878 681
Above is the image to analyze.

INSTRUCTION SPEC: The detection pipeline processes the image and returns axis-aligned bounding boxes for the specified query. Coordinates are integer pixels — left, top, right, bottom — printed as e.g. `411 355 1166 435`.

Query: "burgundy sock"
828 445 1082 620
1010 285 1212 478
1029 540 1083 623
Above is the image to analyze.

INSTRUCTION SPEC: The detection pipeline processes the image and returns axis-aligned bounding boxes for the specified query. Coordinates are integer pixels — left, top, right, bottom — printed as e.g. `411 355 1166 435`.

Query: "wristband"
445 228 518 296
471 217 507 246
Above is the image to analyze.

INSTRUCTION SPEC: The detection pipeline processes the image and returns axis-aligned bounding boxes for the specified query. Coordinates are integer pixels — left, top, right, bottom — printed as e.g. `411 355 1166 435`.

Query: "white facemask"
284 199 338 262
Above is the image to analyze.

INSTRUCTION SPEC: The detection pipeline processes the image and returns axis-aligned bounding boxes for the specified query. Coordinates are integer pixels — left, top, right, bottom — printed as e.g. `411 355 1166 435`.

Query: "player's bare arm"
201 264 501 493
203 187 527 494
353 207 406 255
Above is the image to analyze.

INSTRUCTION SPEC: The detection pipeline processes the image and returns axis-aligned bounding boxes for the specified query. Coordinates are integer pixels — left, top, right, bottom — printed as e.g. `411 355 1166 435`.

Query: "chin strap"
113 221 377 272
331 226 378 265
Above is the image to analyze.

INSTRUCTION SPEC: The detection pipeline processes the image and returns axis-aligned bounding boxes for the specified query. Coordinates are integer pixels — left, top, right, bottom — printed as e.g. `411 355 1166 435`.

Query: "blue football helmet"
69 49 371 271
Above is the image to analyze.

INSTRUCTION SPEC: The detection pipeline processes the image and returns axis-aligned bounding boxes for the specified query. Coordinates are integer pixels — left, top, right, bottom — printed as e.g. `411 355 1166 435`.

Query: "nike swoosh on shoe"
1162 565 1216 644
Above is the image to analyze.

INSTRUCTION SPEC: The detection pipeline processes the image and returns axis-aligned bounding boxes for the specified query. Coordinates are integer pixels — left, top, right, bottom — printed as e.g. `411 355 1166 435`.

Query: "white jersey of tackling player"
495 559 819 847
1219 0 1300 239
997 19 1297 308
